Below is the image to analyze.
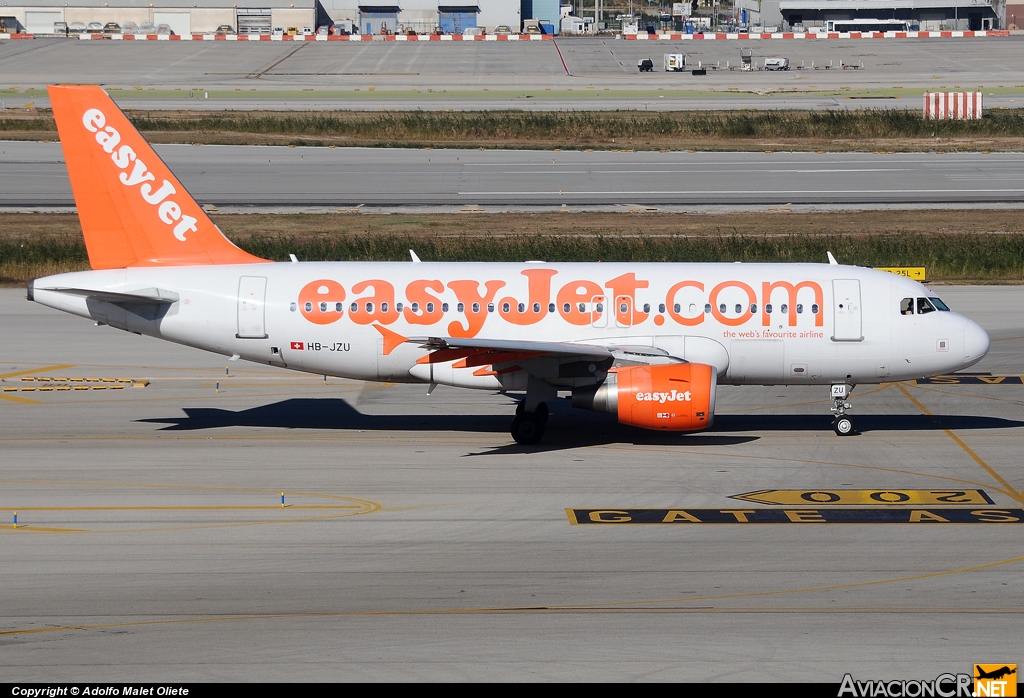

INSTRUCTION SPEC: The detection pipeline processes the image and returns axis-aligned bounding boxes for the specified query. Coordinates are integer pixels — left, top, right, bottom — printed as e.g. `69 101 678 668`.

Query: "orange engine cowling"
572 363 716 432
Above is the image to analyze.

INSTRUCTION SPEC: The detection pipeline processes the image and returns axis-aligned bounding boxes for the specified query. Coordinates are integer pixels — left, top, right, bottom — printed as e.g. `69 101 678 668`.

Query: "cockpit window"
917 297 936 314
929 297 950 311
900 298 914 315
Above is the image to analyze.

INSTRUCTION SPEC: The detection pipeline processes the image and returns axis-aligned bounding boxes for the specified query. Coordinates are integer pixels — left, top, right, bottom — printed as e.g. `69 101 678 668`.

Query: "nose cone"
962 319 990 369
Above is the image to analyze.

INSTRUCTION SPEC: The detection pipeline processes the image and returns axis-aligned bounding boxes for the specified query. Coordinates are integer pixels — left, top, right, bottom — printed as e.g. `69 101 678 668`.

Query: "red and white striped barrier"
624 30 1009 40
71 31 554 41
8 29 1008 42
923 92 983 119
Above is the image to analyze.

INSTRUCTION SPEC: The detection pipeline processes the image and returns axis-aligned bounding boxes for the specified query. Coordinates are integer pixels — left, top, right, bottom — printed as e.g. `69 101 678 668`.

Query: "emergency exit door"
832 279 863 342
237 276 268 338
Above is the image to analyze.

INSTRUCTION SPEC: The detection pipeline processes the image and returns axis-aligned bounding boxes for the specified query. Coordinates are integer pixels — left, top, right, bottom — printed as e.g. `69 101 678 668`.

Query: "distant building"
734 0 1002 30
0 0 520 35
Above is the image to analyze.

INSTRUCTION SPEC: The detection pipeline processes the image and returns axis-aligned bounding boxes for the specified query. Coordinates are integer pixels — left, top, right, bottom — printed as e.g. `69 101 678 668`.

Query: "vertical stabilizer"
48 85 268 268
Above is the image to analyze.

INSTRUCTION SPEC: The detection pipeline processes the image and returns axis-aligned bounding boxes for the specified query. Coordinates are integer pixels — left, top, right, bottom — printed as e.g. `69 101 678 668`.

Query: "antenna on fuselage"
410 249 421 263
827 251 839 265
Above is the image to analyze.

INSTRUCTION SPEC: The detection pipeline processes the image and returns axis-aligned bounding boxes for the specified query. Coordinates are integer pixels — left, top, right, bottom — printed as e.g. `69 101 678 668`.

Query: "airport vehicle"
138 22 156 34
31 85 990 444
825 19 910 32
286 26 298 36
664 53 686 71
86 22 103 33
495 25 513 34
53 21 68 35
67 21 87 34
122 22 139 34
102 22 121 35
215 24 236 35
763 57 789 71
638 58 654 72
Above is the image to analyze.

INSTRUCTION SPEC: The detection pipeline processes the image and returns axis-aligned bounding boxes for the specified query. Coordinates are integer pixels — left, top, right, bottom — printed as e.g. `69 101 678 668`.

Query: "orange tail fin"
48 85 268 269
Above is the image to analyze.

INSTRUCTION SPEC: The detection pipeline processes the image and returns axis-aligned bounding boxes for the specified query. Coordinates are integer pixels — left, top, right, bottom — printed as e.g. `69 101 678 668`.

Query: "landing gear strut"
830 383 855 436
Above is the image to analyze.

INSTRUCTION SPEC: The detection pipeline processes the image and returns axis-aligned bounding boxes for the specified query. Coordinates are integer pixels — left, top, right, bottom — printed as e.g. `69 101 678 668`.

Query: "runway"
5 141 1024 208
1 286 1022 680
3 36 1024 110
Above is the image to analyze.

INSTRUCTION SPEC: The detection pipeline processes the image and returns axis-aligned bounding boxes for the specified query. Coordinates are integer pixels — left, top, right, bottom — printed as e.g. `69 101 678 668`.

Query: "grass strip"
3 212 1024 285
5 108 1024 151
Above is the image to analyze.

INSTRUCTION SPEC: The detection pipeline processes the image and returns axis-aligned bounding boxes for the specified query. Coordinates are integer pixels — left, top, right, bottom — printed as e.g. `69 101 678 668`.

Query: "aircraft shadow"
137 399 1024 452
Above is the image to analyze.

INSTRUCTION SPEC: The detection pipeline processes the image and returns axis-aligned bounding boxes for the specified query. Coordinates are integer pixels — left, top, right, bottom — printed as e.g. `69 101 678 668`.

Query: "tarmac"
6 142 1024 209
1 285 1022 680
3 36 1024 110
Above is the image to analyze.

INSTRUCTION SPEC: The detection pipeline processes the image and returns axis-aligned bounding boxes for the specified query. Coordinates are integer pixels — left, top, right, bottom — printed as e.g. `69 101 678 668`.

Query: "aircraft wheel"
511 413 545 445
833 416 854 436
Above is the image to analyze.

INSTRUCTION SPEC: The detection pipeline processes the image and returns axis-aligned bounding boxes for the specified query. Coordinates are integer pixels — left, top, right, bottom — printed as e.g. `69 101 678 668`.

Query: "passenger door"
831 279 863 342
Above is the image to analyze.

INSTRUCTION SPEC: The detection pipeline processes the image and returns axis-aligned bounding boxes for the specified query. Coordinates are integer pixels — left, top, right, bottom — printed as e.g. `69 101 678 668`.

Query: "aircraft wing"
410 336 613 360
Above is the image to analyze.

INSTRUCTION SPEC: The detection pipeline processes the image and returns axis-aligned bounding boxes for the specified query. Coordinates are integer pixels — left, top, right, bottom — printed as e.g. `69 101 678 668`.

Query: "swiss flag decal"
290 342 304 350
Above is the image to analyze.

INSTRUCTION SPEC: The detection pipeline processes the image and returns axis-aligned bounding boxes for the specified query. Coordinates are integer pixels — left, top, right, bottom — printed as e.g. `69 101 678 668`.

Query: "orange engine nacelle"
572 363 716 432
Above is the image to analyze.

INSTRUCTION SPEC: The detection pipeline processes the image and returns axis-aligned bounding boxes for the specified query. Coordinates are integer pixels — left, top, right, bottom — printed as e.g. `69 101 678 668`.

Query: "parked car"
301 26 313 36
86 22 104 34
763 57 790 70
215 24 235 35
638 57 654 72
68 21 87 34
102 22 121 35
494 25 512 34
286 26 297 36
122 21 139 35
156 24 172 35
316 25 329 36
53 21 68 35
138 22 156 34
271 26 284 36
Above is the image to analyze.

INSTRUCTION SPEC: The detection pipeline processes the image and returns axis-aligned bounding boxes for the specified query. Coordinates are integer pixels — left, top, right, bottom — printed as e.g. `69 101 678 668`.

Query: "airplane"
27 85 991 444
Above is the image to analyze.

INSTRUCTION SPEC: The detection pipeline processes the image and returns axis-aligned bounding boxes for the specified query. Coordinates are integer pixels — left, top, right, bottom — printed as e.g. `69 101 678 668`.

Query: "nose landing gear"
830 383 856 435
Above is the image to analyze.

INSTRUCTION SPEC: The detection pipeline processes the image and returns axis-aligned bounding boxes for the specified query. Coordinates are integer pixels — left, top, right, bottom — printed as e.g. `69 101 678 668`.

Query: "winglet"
374 324 409 356
827 251 839 266
48 85 268 269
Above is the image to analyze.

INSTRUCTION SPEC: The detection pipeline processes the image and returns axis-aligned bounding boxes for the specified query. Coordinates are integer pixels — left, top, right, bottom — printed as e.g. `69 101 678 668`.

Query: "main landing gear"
511 400 549 445
830 383 855 436
510 377 556 445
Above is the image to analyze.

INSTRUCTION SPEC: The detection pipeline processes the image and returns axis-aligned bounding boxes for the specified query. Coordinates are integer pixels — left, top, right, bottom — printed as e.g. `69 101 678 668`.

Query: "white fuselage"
29 261 989 390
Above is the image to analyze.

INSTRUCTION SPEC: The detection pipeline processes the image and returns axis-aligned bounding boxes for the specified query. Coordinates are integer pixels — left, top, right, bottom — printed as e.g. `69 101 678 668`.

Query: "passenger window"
442 303 449 312
674 303 681 313
549 303 556 313
533 302 540 313
619 303 628 314
304 302 312 312
929 297 951 311
577 302 586 313
780 304 788 314
735 304 742 314
320 302 327 313
643 303 650 313
811 304 819 314
502 302 510 313
472 302 480 313
705 304 712 314
659 303 666 313
350 302 357 313
917 298 936 314
518 303 525 313
336 302 344 312
595 303 603 313
290 302 297 312
750 304 757 314
457 302 465 313
488 303 494 313
381 302 389 313
426 302 433 313
411 302 420 313
563 303 571 313
719 303 726 313
796 304 803 314
365 302 374 313
900 298 914 315
766 304 773 314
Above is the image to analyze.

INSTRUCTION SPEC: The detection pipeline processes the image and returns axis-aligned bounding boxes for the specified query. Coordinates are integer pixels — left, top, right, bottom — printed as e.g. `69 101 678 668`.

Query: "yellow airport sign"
730 489 994 506
875 266 926 281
